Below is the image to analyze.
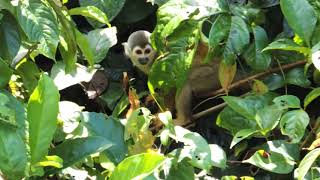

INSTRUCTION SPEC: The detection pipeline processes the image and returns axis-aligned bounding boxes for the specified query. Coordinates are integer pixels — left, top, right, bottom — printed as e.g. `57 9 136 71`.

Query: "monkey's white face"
131 44 156 65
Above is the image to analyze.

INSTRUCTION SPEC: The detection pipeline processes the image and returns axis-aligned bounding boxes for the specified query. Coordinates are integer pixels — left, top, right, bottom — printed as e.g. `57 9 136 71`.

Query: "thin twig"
190 60 306 121
200 60 306 98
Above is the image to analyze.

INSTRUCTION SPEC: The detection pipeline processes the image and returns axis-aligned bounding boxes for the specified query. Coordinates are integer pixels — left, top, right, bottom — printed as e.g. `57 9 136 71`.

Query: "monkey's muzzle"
138 57 149 65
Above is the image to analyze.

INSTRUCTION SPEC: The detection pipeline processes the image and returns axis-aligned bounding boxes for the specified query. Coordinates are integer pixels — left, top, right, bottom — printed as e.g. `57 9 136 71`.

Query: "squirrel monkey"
122 30 157 74
123 30 222 125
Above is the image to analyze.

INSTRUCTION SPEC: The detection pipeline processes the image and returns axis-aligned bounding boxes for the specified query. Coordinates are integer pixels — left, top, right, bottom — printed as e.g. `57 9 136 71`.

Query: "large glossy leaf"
0 12 21 63
297 148 320 180
243 26 271 71
280 110 310 143
217 106 257 135
82 112 127 164
255 105 283 135
110 153 166 180
304 87 320 109
87 27 117 63
171 126 225 171
166 159 194 180
149 22 199 91
262 39 310 55
58 101 83 134
260 140 300 161
0 123 28 179
50 62 96 90
0 58 12 88
16 0 59 59
69 6 110 27
51 136 113 168
222 93 275 121
152 0 221 50
243 150 295 174
208 14 231 49
27 74 59 167
223 16 249 64
273 95 301 109
285 68 311 87
79 0 125 24
280 0 317 45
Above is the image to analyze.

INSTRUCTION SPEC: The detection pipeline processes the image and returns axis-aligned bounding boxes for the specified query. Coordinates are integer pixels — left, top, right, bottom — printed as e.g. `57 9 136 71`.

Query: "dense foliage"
0 0 320 179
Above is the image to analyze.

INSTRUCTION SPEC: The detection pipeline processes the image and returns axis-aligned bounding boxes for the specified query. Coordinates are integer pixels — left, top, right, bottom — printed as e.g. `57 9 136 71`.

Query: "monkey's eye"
144 48 151 54
135 49 142 55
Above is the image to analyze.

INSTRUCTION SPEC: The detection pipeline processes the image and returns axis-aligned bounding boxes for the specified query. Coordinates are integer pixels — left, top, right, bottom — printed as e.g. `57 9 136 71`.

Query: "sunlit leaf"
280 0 317 45
27 74 59 174
304 87 320 109
16 0 60 59
297 148 320 180
230 129 258 149
110 153 166 180
280 110 310 143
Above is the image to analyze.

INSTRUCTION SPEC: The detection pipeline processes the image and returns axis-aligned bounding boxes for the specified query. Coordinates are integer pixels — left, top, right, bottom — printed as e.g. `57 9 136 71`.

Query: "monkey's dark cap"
127 30 151 49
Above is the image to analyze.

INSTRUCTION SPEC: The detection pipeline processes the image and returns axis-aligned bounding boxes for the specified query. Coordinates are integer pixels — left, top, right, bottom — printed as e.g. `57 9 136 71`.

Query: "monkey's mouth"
138 57 149 65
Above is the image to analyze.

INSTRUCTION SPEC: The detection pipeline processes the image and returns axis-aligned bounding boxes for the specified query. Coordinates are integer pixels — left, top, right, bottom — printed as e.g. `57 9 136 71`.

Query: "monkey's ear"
122 42 130 57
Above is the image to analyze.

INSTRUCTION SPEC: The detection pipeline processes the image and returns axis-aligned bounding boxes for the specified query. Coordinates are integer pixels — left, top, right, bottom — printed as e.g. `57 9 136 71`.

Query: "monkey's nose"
138 57 149 65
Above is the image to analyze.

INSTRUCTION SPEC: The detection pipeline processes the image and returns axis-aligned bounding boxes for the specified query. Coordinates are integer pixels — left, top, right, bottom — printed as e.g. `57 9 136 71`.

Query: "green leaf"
0 123 28 179
0 58 12 88
223 16 249 64
285 68 311 87
58 101 83 134
79 0 125 23
110 153 166 180
243 26 271 71
53 5 77 73
0 90 27 139
27 74 59 168
297 148 320 180
255 105 283 135
149 21 199 91
217 106 257 136
16 0 60 59
263 73 285 91
75 30 95 66
87 27 117 63
50 62 96 90
82 112 127 164
209 144 227 169
171 126 223 171
0 12 21 63
208 14 231 48
280 0 317 45
243 150 295 174
260 140 299 161
262 39 311 55
230 129 259 149
273 95 301 109
152 0 221 50
166 159 194 180
69 6 110 27
280 110 310 143
304 88 320 109
51 136 113 168
16 60 40 92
